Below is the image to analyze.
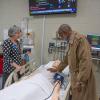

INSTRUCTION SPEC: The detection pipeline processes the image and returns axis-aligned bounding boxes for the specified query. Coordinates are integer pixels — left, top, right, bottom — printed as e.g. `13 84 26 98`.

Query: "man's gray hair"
8 25 21 37
58 24 72 34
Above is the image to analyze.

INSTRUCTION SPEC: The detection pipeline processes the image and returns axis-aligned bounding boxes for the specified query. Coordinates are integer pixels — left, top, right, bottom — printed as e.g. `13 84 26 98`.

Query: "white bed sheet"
0 73 53 100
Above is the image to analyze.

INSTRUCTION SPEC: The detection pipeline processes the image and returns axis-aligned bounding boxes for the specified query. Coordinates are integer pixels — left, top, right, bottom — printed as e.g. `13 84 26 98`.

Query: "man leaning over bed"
48 24 96 100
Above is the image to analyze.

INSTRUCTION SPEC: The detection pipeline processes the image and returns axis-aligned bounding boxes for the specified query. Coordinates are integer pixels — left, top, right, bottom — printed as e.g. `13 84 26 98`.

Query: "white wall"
0 0 100 65
0 0 29 40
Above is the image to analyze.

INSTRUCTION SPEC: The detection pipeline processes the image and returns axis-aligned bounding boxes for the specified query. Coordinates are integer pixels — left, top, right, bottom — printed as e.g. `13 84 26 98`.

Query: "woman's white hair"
8 25 21 37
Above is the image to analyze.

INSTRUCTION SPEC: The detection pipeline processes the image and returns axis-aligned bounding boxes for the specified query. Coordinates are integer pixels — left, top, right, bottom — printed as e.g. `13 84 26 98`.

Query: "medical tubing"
43 81 60 100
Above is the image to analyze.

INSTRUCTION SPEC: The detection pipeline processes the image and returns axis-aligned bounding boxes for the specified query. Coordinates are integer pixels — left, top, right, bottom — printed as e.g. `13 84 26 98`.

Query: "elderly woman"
2 25 22 88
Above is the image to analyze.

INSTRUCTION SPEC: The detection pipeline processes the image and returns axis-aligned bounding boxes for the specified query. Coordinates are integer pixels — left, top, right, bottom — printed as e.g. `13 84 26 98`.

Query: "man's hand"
47 67 58 72
75 82 82 92
47 60 61 72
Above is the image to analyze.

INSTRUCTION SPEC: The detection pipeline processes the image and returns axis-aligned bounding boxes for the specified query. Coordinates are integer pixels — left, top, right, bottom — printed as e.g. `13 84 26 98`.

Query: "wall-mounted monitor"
87 35 100 48
29 0 77 15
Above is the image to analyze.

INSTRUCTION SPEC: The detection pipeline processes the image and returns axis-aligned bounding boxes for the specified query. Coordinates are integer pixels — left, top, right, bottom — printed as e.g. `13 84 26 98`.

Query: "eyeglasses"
56 31 64 39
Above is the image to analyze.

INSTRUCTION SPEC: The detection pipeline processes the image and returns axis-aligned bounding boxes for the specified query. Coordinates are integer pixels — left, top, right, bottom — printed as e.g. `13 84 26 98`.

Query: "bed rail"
4 59 36 88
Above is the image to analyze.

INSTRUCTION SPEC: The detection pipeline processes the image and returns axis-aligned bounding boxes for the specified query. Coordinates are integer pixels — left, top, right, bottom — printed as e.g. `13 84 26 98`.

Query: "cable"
43 81 60 100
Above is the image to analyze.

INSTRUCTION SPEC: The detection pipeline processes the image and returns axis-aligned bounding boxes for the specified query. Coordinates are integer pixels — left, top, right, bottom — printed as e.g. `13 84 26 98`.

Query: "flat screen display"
87 35 100 48
29 0 77 15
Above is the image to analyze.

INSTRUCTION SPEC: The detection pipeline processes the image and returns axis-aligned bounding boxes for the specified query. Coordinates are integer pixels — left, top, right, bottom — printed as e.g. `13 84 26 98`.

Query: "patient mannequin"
50 60 61 100
47 60 61 72
49 60 69 100
51 81 61 100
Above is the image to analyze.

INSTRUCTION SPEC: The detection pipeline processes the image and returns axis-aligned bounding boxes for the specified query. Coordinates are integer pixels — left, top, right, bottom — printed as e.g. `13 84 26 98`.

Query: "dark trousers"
69 95 72 100
2 72 10 89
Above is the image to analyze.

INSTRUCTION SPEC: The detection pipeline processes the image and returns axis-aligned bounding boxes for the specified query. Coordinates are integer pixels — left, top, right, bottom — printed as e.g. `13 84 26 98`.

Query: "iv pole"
41 15 46 65
26 17 29 37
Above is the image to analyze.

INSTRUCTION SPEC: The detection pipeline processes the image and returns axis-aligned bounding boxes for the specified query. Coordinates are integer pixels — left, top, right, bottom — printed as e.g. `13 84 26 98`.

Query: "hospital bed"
1 60 71 100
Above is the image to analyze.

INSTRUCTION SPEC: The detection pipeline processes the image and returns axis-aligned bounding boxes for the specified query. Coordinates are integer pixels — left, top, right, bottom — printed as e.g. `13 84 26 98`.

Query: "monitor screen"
87 35 100 48
29 0 77 15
